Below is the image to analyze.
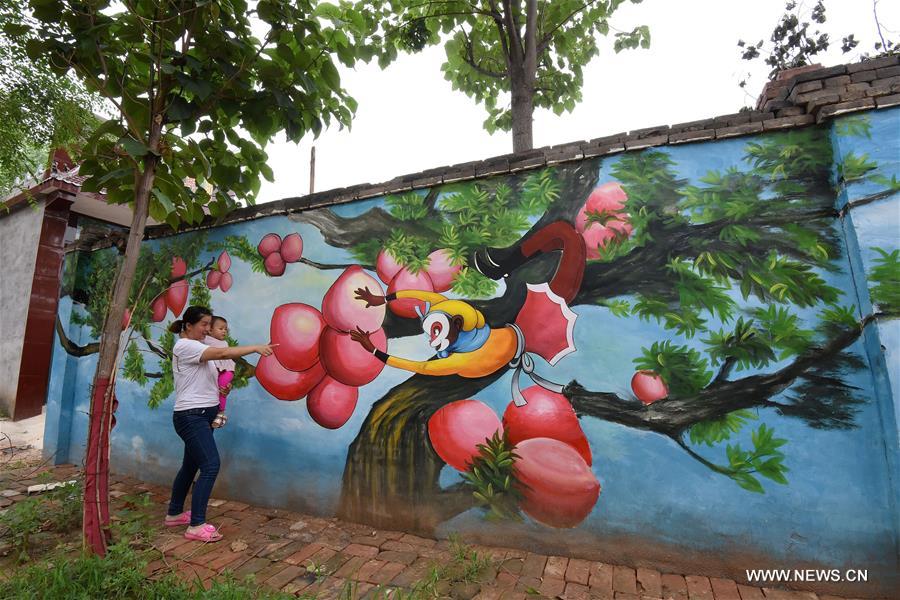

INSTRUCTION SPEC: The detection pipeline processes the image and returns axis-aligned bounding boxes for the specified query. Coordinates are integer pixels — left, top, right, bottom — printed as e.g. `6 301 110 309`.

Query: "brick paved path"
0 461 866 600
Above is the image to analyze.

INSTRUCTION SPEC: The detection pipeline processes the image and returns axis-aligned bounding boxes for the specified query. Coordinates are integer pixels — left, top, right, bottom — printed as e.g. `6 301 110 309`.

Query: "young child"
205 316 236 428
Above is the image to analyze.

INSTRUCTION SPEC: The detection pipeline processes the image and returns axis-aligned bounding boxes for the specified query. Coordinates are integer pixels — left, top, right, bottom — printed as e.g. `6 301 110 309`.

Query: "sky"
256 0 899 203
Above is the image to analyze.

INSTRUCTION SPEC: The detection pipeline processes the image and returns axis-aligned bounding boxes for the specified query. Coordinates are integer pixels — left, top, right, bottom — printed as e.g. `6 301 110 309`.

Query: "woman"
162 305 276 542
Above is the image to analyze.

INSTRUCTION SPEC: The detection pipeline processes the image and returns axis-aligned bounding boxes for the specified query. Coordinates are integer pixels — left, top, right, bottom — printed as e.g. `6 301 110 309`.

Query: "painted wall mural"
46 108 900 588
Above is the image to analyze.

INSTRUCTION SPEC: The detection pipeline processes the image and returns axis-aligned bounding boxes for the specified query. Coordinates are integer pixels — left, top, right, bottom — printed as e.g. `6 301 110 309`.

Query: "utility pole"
309 146 315 195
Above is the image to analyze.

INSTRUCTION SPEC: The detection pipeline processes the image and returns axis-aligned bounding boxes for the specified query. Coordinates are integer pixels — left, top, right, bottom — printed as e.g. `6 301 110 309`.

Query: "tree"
735 0 898 92
0 1 102 198
6 0 358 555
341 0 649 153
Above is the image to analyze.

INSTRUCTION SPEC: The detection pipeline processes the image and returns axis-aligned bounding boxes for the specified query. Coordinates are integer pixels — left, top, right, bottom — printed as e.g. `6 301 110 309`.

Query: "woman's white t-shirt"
172 338 220 411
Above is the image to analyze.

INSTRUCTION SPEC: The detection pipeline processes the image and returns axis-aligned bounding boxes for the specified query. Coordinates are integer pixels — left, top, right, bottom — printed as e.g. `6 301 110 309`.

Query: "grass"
364 535 495 599
0 473 82 563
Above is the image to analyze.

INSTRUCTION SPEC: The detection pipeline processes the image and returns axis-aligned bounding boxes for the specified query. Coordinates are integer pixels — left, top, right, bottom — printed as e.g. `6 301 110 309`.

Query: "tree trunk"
82 128 160 555
510 73 534 153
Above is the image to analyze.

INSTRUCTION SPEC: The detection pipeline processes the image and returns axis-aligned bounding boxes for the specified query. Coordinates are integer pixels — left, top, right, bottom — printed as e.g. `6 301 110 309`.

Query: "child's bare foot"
212 412 227 429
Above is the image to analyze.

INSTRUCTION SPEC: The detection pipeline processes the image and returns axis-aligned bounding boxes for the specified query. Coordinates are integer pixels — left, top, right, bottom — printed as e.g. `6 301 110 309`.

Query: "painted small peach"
631 370 668 404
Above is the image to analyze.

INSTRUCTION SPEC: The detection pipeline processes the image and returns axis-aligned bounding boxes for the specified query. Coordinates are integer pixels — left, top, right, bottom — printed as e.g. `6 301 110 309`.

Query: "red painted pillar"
14 191 75 420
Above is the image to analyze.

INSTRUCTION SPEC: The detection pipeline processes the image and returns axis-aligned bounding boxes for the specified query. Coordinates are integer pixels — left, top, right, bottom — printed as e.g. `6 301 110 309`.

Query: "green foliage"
0 480 82 563
634 341 712 398
0 495 42 563
869 247 900 313
123 341 148 386
745 128 832 182
189 275 211 308
222 235 266 275
704 318 776 372
600 299 632 318
724 424 789 493
461 431 523 522
834 115 872 138
67 235 256 406
751 306 814 359
340 0 648 140
737 0 852 81
71 250 119 338
837 152 878 184
6 0 358 231
387 191 430 221
690 410 758 447
668 259 734 322
439 182 531 249
384 230 433 274
632 295 706 339
0 0 103 197
148 330 175 408
519 169 560 216
452 267 498 298
385 536 494 599
227 333 251 390
353 171 561 297
738 253 838 307
350 238 383 266
869 174 900 193
0 539 297 599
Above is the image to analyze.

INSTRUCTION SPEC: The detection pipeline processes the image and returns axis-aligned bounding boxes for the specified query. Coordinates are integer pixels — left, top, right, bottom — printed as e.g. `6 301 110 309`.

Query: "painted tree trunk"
338 372 505 533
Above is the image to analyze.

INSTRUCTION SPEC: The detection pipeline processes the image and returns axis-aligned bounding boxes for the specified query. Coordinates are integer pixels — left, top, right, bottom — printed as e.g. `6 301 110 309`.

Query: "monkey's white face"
422 312 451 352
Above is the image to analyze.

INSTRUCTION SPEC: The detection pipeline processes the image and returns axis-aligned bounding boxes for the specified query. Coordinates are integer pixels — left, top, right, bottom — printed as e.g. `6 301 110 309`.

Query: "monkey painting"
350 221 586 391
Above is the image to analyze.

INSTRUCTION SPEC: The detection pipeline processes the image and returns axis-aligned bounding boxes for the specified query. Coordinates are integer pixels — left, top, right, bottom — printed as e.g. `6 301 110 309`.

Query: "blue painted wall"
44 108 900 594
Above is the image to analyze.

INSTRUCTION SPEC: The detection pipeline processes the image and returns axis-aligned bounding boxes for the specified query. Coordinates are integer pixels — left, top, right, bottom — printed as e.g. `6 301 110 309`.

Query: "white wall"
0 202 44 416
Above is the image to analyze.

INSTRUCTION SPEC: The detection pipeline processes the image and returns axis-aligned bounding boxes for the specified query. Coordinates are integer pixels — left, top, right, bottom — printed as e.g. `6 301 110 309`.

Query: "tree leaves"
386 192 429 221
837 152 877 184
725 424 789 492
0 0 103 196
461 431 523 522
703 318 777 373
340 0 648 144
7 0 360 232
689 410 757 447
869 247 900 314
633 341 712 398
122 341 147 386
738 0 837 81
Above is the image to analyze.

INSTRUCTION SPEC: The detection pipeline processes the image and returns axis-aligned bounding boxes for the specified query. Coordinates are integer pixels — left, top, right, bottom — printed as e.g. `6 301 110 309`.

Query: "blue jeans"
167 406 220 526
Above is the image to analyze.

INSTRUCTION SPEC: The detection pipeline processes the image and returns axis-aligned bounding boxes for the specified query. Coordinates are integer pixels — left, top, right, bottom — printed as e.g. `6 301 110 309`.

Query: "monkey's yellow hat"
431 299 486 331
394 290 486 331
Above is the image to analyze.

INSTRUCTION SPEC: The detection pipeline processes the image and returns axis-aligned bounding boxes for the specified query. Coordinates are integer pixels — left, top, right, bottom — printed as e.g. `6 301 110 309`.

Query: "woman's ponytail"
169 305 212 335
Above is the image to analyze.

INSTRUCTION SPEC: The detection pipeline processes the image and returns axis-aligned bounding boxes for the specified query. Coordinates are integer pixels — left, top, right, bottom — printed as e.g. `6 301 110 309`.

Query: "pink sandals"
164 511 191 527
184 523 223 542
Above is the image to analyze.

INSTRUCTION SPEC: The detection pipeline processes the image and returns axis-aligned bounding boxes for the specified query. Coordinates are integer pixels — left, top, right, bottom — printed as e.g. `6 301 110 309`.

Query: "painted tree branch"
290 207 423 249
55 316 100 357
566 313 879 435
299 258 375 271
